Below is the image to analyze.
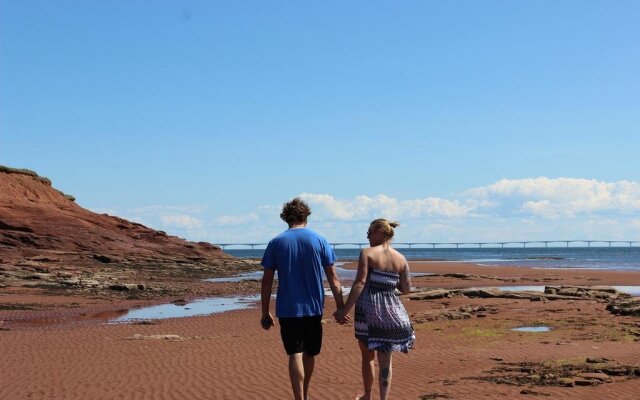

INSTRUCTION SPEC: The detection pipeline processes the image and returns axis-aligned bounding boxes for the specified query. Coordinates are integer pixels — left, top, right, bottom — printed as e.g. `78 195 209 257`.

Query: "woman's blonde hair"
369 218 399 240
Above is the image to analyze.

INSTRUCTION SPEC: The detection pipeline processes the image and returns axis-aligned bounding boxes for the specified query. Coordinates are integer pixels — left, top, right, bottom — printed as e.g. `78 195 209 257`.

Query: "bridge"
213 240 640 250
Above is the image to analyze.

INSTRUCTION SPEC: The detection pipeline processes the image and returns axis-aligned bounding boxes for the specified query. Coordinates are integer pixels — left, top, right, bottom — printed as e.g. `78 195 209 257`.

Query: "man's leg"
288 352 305 400
300 315 322 400
302 352 315 400
358 340 375 400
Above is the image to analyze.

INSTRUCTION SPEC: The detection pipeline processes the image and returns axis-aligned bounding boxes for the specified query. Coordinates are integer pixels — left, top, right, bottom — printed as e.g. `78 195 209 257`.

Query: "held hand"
333 309 351 324
260 313 274 330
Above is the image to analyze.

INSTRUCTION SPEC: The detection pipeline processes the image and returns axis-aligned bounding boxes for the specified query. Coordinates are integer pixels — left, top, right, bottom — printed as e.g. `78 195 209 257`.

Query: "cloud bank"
95 178 640 243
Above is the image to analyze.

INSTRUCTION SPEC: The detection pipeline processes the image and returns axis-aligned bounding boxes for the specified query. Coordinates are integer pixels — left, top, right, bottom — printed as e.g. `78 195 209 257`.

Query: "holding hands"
333 308 351 324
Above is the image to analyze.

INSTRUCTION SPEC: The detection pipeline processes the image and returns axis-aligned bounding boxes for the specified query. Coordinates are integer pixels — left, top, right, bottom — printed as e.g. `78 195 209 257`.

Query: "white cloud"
91 178 640 243
467 177 640 217
300 193 473 220
160 215 204 229
214 213 260 226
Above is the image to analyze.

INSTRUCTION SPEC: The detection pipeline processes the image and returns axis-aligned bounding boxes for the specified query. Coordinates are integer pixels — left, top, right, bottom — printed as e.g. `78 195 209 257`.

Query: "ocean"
224 246 640 272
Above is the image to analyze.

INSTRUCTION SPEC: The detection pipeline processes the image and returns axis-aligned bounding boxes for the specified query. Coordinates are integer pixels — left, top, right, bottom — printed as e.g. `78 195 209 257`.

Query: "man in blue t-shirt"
261 197 344 400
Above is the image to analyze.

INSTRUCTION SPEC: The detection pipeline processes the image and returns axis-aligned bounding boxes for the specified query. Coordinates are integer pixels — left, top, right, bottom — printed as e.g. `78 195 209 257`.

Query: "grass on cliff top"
0 165 51 185
1 165 75 201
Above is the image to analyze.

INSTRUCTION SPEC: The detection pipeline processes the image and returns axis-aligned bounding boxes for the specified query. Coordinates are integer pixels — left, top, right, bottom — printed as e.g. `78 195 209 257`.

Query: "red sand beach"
2 261 640 400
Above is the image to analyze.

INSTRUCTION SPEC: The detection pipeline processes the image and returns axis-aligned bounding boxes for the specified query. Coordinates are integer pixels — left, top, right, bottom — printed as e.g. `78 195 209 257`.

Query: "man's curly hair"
280 197 311 226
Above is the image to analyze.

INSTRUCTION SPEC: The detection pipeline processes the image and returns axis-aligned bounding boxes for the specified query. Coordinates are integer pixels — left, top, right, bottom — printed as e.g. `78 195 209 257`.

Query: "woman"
335 218 415 400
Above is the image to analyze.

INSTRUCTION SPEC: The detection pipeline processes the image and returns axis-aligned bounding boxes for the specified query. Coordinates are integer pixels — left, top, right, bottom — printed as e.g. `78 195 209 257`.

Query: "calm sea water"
225 246 640 272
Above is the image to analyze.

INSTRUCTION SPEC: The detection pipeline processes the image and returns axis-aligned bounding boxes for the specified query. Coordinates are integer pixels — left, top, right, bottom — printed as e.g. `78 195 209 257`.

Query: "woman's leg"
376 350 393 400
358 340 375 400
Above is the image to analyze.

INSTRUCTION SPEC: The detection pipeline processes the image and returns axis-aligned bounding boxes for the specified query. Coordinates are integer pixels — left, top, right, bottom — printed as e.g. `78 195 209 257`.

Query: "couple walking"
261 198 415 400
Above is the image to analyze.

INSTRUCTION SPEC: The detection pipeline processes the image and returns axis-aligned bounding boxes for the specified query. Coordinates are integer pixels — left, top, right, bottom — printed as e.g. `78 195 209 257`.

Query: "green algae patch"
462 327 505 338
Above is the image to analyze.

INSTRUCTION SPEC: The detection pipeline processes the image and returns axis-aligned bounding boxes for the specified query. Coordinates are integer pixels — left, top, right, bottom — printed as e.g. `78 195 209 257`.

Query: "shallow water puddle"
511 326 552 332
206 271 263 282
110 295 260 323
612 286 640 296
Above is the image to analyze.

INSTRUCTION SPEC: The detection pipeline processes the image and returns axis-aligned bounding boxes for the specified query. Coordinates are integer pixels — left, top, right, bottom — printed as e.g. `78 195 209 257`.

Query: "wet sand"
1 261 640 399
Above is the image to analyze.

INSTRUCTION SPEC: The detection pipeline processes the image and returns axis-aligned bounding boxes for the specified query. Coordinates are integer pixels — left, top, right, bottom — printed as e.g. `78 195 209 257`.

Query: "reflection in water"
511 326 552 332
110 296 260 323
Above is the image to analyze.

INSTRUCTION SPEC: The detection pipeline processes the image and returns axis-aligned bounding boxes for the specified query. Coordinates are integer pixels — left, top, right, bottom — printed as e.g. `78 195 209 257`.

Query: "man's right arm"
260 268 276 329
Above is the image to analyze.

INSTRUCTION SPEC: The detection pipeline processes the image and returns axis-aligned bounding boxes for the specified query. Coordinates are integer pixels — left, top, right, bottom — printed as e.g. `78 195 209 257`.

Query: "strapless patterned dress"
354 268 415 352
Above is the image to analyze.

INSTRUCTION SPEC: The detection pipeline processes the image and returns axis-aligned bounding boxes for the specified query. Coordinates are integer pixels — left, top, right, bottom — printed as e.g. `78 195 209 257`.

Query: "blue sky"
2 1 639 243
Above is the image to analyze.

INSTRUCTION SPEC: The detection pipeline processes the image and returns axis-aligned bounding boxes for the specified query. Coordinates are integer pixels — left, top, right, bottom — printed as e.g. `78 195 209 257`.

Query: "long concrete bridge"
213 240 639 250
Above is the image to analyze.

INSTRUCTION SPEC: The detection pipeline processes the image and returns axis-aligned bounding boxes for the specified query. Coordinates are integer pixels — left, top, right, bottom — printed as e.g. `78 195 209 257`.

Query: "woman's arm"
339 250 369 319
397 262 412 295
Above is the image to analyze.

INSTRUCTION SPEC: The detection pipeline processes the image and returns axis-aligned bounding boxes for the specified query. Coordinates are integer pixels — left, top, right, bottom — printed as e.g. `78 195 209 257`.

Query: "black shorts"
279 316 323 356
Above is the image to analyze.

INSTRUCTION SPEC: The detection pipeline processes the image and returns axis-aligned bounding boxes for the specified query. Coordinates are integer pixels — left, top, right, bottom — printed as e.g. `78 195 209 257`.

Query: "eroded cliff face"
0 166 257 295
0 166 227 265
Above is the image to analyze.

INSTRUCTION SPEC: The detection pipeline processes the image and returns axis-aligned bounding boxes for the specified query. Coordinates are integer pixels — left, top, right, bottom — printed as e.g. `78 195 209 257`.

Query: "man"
260 197 344 400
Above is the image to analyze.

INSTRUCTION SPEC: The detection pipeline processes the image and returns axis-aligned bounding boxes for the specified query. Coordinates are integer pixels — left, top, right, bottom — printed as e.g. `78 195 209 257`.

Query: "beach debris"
132 320 160 325
520 389 551 396
172 298 188 306
126 334 185 341
419 392 452 399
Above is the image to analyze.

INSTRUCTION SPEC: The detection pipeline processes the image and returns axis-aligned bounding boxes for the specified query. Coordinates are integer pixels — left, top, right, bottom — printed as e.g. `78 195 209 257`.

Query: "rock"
109 283 144 291
578 372 612 383
574 379 601 386
58 278 81 286
458 288 503 298
81 279 100 287
408 289 450 300
29 256 61 263
93 254 112 263
557 377 575 387
530 296 548 302
586 357 609 364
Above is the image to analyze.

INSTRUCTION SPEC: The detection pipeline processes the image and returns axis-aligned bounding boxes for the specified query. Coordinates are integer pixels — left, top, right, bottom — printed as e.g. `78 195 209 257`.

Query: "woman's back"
363 245 406 274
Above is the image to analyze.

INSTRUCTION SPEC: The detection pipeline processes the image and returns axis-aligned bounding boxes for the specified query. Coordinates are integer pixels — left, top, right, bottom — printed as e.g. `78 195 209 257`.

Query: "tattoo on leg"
382 367 390 387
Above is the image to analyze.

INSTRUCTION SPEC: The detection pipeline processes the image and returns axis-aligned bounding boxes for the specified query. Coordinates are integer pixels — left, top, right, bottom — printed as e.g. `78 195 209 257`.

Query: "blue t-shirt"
261 227 336 318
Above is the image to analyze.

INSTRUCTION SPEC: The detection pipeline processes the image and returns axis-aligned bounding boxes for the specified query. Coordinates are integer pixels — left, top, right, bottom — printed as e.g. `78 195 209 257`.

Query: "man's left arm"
324 265 345 319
